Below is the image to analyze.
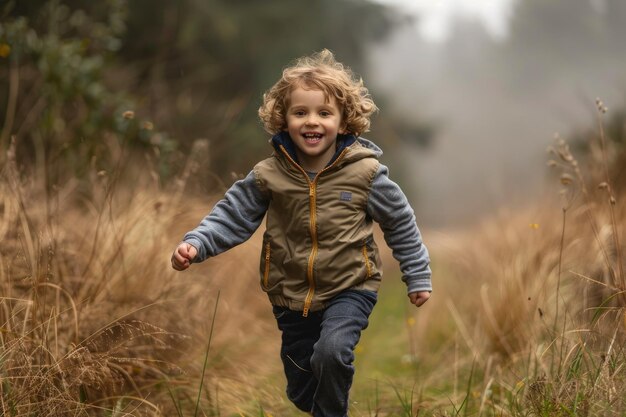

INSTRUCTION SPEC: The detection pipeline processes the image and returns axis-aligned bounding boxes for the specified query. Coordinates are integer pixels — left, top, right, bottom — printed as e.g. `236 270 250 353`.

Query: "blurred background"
2 0 626 225
368 0 626 226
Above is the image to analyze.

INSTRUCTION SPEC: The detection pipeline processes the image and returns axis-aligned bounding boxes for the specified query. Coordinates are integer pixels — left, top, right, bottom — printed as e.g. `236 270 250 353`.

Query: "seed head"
560 174 574 185
557 146 574 163
595 98 608 113
122 111 135 120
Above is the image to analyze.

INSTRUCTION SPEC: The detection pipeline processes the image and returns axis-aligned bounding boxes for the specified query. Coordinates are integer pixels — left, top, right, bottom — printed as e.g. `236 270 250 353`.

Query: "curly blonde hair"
258 49 378 136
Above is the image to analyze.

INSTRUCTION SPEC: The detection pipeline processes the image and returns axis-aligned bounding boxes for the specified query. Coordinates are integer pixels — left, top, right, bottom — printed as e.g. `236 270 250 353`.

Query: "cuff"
405 275 432 294
183 238 205 262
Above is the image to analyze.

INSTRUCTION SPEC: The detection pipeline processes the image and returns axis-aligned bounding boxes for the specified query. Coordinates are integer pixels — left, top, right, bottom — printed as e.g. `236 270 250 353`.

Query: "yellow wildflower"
0 43 10 58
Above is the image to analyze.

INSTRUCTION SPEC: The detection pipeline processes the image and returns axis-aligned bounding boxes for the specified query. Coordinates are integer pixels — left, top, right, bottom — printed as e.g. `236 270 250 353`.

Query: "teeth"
304 133 322 138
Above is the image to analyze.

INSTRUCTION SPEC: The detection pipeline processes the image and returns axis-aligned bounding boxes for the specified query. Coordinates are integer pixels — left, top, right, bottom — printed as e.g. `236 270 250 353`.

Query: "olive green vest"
253 141 383 316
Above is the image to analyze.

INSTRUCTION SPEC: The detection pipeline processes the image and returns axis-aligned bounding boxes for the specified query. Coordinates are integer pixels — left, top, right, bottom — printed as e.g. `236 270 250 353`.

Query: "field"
1 123 625 416
2 1 626 415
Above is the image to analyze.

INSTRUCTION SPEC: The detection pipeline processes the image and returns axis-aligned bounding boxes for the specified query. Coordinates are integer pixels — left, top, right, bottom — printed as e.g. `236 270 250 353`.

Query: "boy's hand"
408 291 430 307
171 242 198 271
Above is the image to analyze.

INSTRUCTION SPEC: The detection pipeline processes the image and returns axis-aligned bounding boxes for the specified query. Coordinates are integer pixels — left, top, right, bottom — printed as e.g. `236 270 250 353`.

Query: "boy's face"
285 86 345 172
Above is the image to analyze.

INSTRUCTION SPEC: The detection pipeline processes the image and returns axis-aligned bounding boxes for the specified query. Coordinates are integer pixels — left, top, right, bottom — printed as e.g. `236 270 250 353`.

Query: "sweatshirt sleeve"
183 170 269 262
366 164 432 293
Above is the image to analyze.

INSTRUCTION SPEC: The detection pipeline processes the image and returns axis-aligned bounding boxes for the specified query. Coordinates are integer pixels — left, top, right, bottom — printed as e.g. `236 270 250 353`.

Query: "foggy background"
365 0 626 226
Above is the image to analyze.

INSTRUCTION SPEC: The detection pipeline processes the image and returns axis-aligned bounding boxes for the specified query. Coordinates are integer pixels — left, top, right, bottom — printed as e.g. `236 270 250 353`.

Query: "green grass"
351 273 453 416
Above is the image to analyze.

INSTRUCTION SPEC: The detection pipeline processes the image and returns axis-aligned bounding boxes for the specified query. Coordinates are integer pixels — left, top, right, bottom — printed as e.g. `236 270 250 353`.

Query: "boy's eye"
320 111 331 117
294 110 306 116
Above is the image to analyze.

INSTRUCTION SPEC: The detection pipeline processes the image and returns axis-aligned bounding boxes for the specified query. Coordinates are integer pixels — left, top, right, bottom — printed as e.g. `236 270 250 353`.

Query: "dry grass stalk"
0 136 282 416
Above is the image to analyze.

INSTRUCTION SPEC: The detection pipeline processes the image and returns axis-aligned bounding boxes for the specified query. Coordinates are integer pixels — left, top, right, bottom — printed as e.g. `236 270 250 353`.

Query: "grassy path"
247 266 460 416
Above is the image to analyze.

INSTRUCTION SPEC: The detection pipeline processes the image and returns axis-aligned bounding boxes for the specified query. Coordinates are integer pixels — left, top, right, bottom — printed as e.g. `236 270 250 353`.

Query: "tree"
1 0 405 185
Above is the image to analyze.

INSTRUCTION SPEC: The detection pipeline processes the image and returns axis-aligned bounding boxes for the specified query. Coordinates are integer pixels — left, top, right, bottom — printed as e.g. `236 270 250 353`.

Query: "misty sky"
366 0 626 227
371 0 517 42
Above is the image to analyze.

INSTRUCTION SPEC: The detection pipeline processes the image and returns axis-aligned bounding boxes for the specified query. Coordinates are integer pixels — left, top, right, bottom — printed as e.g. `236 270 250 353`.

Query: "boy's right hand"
171 242 198 271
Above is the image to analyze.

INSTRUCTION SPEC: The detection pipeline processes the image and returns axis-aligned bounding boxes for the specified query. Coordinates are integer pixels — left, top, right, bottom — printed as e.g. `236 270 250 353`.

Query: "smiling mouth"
303 133 323 143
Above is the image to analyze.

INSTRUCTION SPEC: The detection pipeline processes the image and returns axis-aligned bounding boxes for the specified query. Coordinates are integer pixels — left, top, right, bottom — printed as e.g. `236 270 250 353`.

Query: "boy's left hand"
408 291 430 307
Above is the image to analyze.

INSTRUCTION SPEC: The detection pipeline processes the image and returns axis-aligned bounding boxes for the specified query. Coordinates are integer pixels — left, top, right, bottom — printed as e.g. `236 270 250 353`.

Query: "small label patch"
340 191 352 201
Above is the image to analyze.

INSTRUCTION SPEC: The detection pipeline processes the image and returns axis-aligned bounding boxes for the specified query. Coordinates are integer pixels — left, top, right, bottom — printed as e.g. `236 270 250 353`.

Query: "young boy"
171 49 431 417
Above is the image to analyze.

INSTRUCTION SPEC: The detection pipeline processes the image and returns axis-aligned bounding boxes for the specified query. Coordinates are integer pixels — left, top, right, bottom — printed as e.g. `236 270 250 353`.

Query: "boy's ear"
339 121 348 135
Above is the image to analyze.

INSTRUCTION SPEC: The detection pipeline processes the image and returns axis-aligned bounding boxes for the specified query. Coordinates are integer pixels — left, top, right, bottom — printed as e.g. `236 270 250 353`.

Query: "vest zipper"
263 241 271 287
362 243 372 278
279 145 349 317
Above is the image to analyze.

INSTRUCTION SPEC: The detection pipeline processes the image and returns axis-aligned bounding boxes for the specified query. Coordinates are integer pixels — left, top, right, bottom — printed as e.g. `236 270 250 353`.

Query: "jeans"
273 289 377 417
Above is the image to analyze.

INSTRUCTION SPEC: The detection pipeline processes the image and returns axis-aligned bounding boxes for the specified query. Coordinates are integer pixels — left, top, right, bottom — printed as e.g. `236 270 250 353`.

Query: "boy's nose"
305 115 319 125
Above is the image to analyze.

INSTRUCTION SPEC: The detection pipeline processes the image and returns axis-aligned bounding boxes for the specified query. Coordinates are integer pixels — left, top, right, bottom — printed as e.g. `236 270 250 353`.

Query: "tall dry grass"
427 101 626 416
0 136 281 416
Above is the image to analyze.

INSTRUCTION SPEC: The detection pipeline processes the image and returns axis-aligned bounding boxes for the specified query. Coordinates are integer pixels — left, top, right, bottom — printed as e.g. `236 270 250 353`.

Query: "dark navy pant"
273 289 377 417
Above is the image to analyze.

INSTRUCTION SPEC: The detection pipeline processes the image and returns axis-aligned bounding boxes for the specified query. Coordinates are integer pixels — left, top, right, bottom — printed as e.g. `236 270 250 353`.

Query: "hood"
355 136 383 158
